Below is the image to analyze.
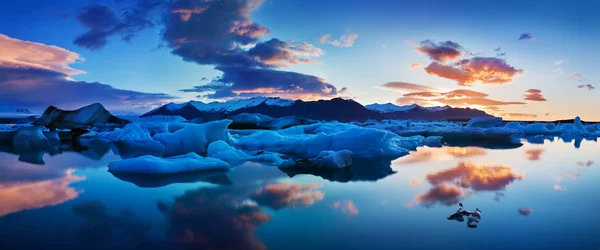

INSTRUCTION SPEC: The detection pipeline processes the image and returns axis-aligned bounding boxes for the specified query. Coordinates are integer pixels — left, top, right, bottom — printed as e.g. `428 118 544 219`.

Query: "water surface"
0 138 598 250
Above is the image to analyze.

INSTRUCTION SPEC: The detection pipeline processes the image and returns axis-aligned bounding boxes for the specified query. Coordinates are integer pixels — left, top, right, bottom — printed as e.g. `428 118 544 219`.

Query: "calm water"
0 139 599 250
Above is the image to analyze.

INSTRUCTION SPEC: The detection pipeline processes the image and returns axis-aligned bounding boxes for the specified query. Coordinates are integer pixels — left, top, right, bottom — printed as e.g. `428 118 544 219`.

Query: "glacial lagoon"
0 138 598 250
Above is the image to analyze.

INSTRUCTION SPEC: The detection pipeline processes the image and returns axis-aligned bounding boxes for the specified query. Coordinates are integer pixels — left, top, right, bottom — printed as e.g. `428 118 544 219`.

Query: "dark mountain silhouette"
142 97 493 121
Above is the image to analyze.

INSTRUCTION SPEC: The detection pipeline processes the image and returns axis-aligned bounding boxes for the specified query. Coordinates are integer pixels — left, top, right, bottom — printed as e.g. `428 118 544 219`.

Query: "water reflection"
398 146 487 164
0 169 84 217
281 158 396 182
109 169 232 188
413 162 523 207
524 148 544 161
72 201 153 248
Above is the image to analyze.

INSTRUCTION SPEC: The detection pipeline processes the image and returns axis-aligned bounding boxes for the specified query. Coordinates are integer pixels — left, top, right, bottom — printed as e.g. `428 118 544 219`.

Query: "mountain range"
142 97 493 121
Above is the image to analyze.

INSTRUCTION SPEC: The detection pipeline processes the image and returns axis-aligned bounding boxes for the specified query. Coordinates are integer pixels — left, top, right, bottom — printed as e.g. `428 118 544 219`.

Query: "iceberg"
227 113 316 130
33 103 128 130
153 120 233 156
12 126 57 148
207 140 287 166
235 123 410 158
108 153 230 174
466 117 502 128
308 150 353 168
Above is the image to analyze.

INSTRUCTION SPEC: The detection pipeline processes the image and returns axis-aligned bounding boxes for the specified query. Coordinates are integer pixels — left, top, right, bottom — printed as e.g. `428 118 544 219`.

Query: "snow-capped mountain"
142 97 295 119
365 103 450 113
142 97 492 121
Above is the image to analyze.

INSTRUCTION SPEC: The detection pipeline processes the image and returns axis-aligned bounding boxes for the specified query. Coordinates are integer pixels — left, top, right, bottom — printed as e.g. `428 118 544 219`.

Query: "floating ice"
235 123 410 158
153 120 233 156
467 117 502 128
108 153 230 174
308 150 353 168
228 113 316 130
12 126 57 148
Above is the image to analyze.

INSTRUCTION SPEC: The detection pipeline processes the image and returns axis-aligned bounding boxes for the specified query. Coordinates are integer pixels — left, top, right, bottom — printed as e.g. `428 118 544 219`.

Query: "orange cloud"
252 181 324 210
332 200 359 216
445 147 487 158
434 97 525 106
415 183 463 207
0 169 84 217
525 148 544 161
410 61 424 69
425 57 524 86
426 162 523 191
523 89 547 102
410 178 425 187
171 8 208 21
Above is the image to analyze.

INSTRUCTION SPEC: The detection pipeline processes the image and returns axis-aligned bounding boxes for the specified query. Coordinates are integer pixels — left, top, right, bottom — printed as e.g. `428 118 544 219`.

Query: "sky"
0 0 598 120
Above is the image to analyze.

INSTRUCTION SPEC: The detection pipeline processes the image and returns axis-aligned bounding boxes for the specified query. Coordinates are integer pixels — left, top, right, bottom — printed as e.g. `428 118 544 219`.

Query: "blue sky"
0 0 599 120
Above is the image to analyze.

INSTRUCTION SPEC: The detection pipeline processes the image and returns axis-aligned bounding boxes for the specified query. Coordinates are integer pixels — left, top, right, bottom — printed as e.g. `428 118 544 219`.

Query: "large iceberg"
33 103 128 130
235 122 410 158
467 117 502 128
108 153 230 174
153 120 233 156
227 113 316 130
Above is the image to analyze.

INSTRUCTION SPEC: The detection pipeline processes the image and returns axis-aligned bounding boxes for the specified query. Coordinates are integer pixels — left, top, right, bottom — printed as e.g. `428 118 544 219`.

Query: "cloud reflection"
414 162 523 207
0 169 84 217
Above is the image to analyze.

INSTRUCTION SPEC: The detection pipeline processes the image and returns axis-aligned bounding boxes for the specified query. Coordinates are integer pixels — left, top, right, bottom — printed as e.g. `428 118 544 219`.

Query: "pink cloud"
523 89 547 102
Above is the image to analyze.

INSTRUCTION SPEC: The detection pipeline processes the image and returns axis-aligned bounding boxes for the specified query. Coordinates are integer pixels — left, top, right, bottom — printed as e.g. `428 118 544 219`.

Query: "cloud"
410 61 424 69
415 40 463 63
578 160 594 167
577 84 595 90
379 82 436 92
568 72 582 78
501 113 538 119
445 147 487 158
525 148 544 161
248 38 323 67
0 34 177 111
410 178 425 187
554 60 563 65
426 162 523 191
434 97 525 106
523 89 547 102
518 208 533 216
395 97 434 106
161 0 337 100
405 89 489 99
425 57 524 86
319 30 358 47
74 1 163 50
565 171 580 179
0 33 85 76
252 182 324 210
181 66 337 100
518 33 534 41
415 183 463 207
332 200 359 216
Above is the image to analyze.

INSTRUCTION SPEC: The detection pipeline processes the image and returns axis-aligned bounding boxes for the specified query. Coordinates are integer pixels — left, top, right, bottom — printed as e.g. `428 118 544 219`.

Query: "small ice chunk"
108 152 230 174
424 136 443 147
467 117 502 128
